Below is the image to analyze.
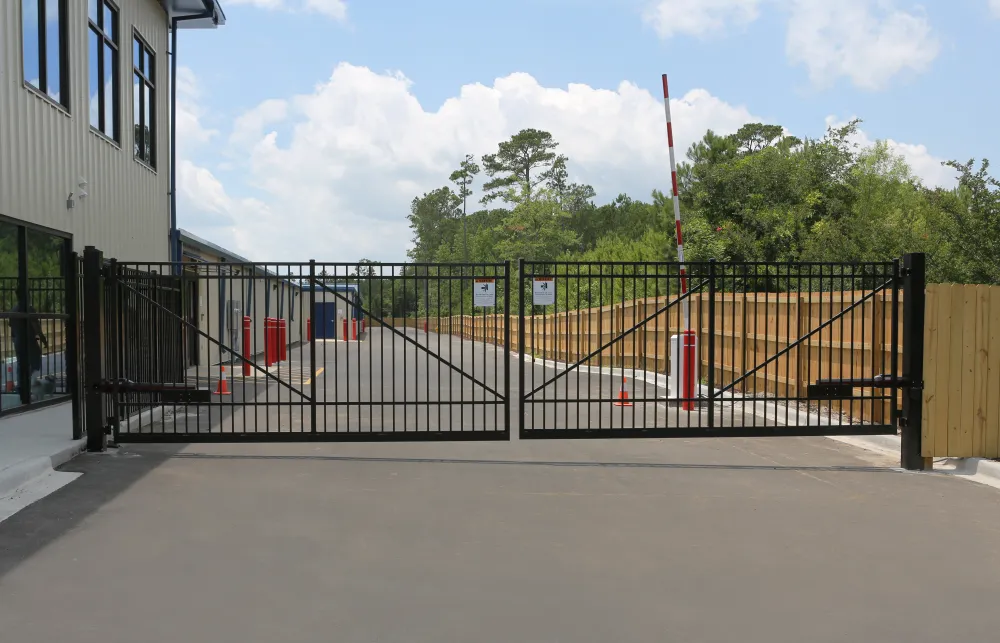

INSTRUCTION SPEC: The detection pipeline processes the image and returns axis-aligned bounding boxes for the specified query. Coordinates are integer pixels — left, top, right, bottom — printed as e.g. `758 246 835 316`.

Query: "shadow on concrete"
0 443 186 580
169 452 903 473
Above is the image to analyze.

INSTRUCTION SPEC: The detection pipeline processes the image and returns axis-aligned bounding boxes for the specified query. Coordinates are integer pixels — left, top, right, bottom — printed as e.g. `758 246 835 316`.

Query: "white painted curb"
925 455 1000 490
828 433 1000 491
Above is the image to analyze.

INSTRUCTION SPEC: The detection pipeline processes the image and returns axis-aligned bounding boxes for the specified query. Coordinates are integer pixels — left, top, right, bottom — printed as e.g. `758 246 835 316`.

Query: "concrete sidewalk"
0 404 85 521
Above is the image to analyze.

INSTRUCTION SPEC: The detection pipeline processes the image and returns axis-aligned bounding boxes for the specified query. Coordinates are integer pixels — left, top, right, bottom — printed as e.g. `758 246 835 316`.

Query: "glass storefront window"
0 218 70 413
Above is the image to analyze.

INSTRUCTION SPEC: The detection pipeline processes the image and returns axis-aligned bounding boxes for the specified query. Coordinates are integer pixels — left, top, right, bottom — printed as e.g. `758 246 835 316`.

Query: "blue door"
313 302 339 339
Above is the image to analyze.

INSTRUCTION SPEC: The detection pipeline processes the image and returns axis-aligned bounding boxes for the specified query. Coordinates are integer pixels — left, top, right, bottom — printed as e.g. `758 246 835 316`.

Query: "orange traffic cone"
5 364 13 392
613 377 632 407
214 365 231 395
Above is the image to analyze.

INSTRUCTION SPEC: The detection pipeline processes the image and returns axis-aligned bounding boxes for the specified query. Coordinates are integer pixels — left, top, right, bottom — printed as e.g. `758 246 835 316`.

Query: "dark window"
89 1 119 140
133 33 156 167
21 0 69 108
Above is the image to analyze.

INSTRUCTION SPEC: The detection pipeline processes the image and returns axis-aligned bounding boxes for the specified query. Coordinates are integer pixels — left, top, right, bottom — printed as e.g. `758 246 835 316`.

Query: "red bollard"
342 317 348 340
265 318 275 367
682 329 697 412
306 318 312 342
352 318 357 341
279 319 287 361
272 318 279 364
243 316 252 376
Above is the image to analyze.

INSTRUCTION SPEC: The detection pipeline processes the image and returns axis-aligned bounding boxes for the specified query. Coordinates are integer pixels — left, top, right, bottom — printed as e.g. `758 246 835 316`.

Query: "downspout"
169 4 215 267
169 18 178 267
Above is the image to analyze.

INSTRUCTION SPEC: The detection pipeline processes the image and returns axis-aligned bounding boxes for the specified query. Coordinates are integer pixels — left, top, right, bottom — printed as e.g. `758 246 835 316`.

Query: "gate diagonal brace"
115 275 311 400
312 279 504 400
716 278 896 398
523 279 708 399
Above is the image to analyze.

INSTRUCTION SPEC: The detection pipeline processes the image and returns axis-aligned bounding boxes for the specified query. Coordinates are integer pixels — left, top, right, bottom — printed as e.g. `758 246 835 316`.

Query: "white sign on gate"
473 278 496 308
532 277 555 306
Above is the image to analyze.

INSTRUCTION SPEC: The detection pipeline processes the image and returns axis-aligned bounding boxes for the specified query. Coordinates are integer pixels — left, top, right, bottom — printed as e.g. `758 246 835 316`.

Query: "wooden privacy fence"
415 289 902 425
922 284 1000 458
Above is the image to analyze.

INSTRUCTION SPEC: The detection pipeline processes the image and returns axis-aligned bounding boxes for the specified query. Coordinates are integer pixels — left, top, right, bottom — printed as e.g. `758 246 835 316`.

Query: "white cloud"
825 116 956 189
173 70 251 245
786 0 939 90
175 65 954 263
991 0 1000 17
226 0 347 20
229 99 289 148
643 0 939 90
643 0 761 38
175 66 218 157
302 0 348 19
212 64 758 262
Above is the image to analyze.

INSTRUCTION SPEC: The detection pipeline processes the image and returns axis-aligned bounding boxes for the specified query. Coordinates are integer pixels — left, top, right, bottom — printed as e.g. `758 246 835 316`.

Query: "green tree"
402 121 998 292
449 154 480 263
731 123 800 155
407 187 461 262
940 159 1000 283
481 128 559 205
490 186 579 261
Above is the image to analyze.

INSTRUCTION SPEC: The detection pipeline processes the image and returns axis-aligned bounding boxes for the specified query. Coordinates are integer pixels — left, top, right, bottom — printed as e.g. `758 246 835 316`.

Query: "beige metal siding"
183 254 304 369
0 0 170 260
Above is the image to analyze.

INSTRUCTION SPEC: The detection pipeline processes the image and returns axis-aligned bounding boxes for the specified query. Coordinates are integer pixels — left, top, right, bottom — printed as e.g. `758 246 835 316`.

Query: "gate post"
82 247 108 452
900 253 928 471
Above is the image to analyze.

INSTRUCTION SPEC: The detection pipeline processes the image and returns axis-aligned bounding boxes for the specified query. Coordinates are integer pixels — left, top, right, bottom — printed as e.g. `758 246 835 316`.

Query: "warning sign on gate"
473 278 496 308
532 277 555 306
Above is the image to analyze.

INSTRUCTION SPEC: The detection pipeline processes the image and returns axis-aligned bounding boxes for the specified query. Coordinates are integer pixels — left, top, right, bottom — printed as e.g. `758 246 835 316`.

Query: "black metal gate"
78 248 926 467
518 259 910 440
82 249 509 444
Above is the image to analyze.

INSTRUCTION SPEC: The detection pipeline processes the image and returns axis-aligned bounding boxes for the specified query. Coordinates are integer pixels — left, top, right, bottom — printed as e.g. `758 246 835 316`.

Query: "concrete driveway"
1 433 1000 642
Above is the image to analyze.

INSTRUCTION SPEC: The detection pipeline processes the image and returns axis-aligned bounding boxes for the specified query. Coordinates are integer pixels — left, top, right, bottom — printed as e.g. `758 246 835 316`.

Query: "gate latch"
807 375 912 400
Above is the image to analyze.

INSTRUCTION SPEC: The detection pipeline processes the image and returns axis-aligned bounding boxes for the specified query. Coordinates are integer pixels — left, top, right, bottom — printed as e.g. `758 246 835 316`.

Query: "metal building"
303 284 363 340
0 1 224 417
179 229 303 368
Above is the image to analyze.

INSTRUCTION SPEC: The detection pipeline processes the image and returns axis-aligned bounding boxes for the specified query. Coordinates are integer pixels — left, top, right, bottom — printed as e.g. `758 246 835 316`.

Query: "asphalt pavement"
3 329 1000 641
2 434 1000 642
124 327 761 437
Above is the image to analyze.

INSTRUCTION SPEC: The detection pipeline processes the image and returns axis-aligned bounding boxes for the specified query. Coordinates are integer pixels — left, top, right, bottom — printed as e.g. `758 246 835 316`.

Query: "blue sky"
175 0 1000 262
